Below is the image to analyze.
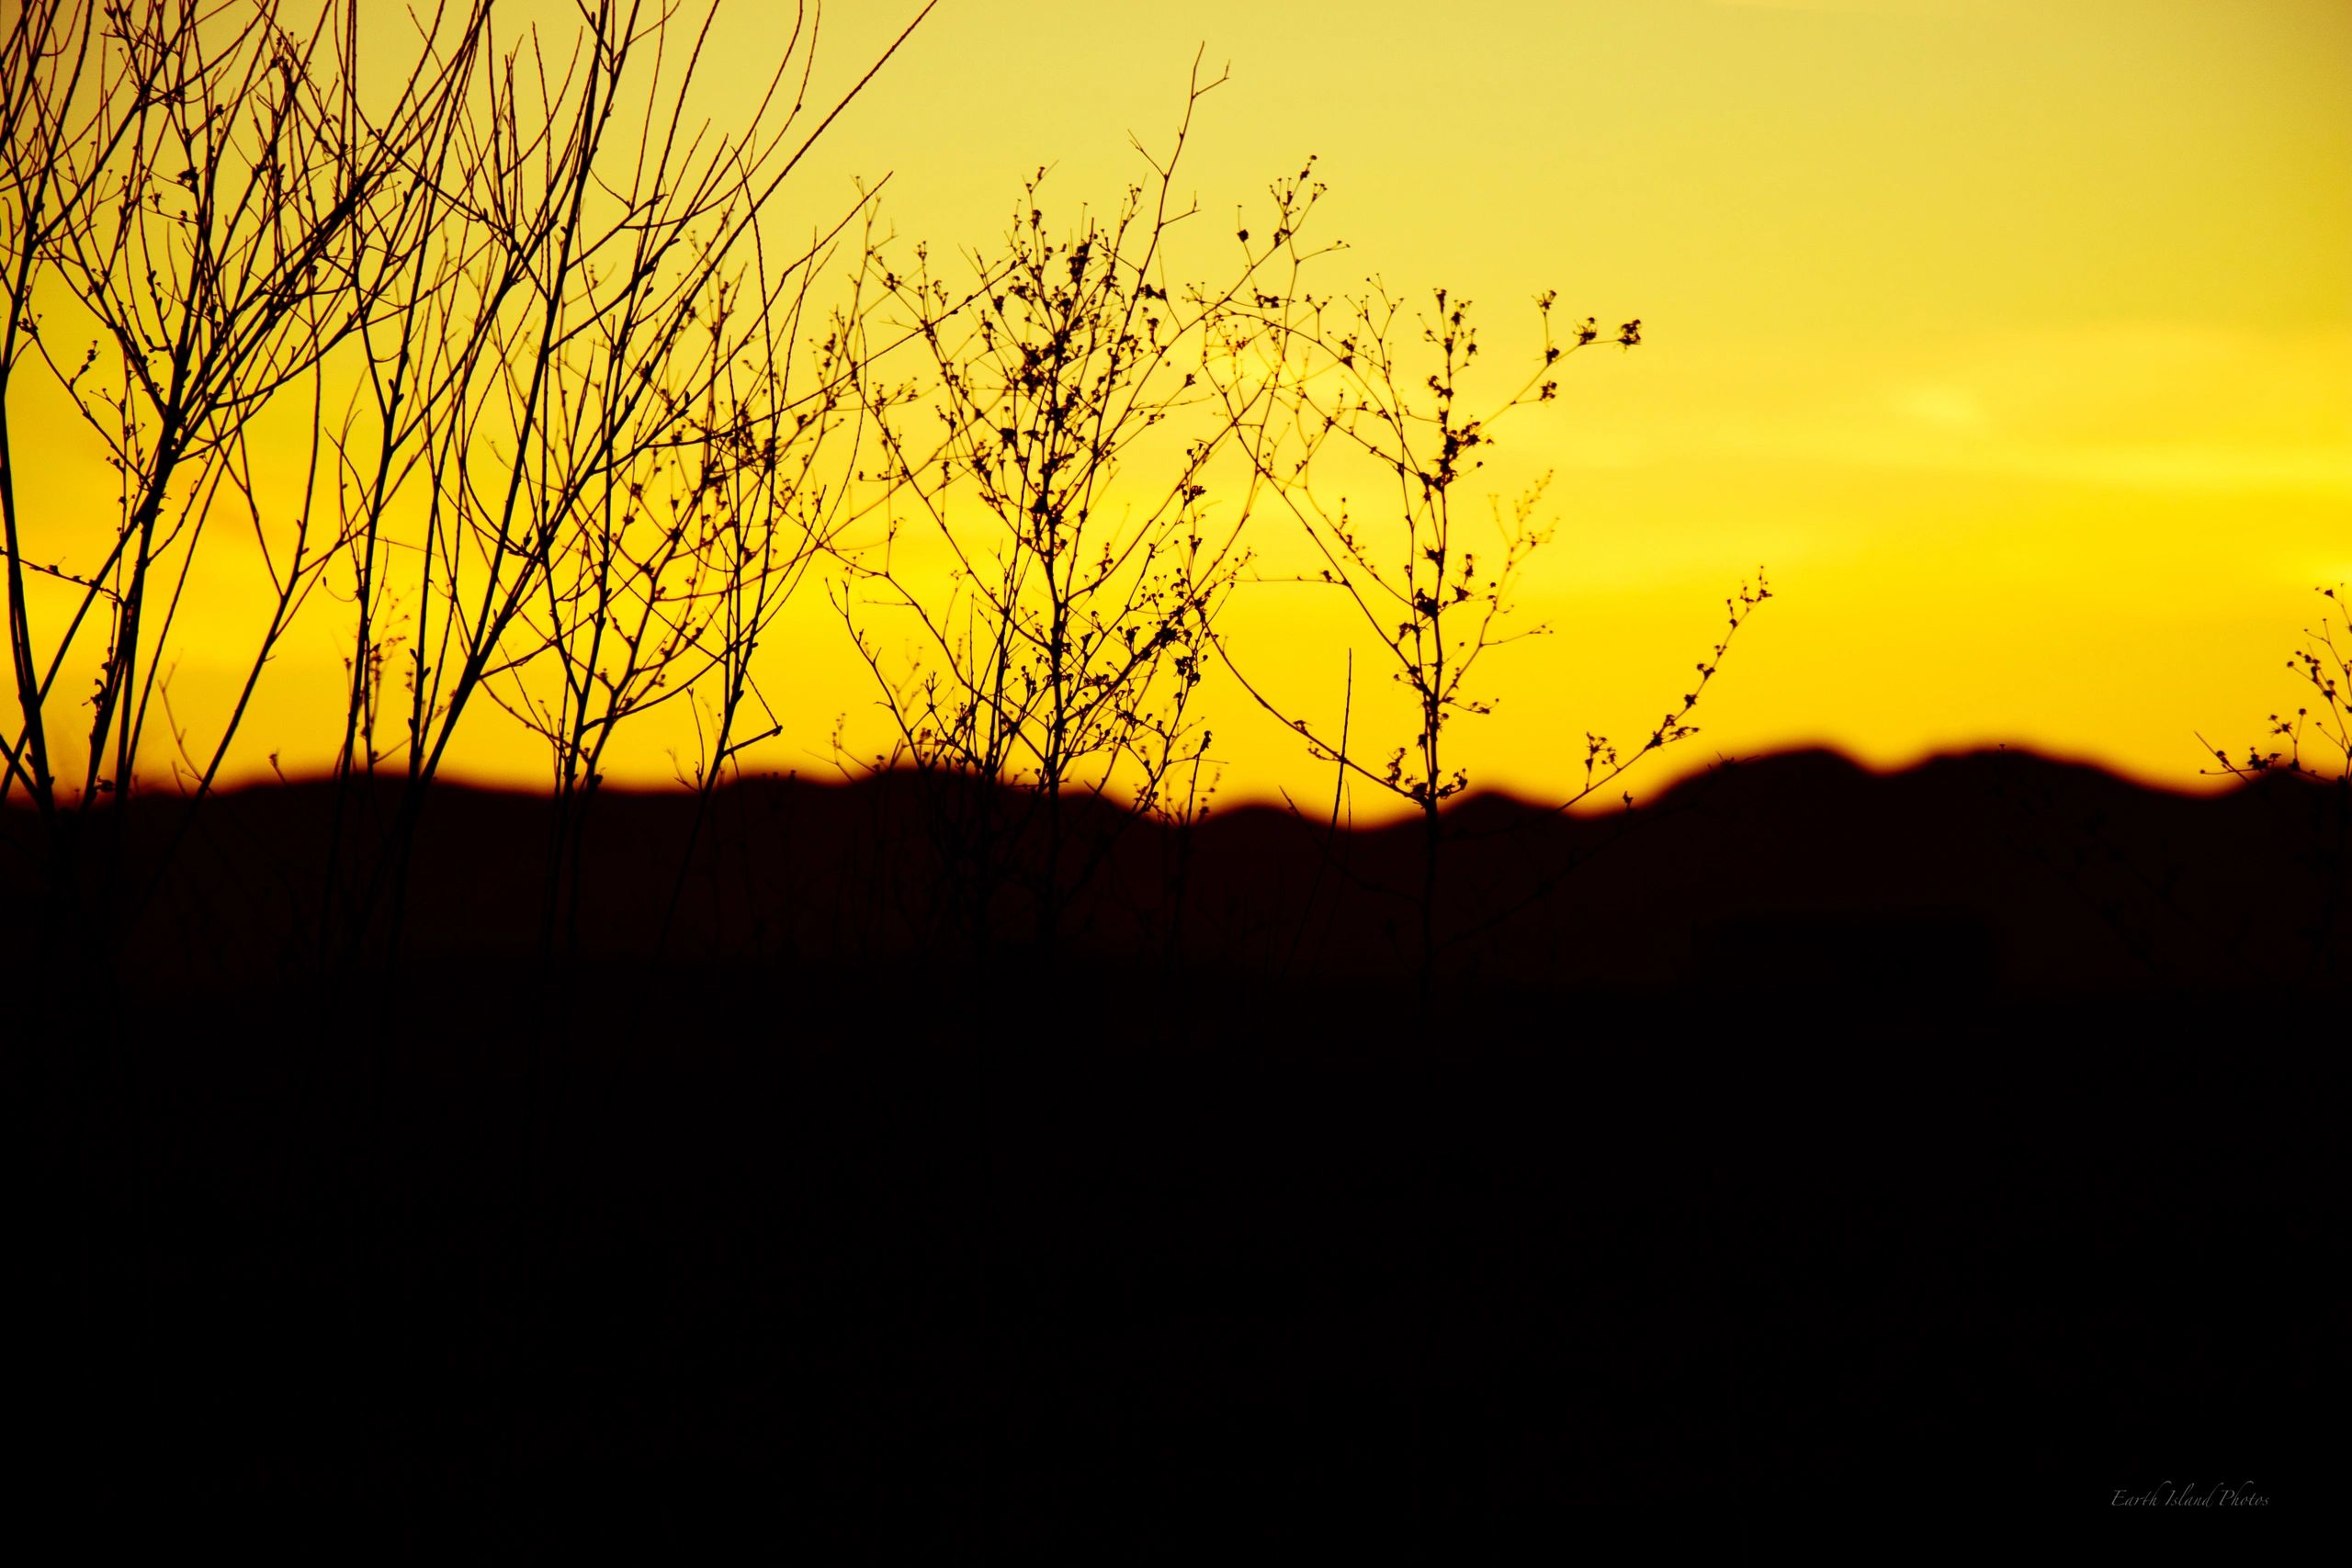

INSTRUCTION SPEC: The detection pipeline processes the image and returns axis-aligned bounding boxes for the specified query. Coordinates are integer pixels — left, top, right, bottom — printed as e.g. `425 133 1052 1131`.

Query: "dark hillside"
9 750 2341 1543
17 745 2346 994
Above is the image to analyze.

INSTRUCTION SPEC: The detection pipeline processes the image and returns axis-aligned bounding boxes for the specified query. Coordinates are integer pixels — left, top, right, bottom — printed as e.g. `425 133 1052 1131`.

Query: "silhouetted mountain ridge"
6 743 2342 997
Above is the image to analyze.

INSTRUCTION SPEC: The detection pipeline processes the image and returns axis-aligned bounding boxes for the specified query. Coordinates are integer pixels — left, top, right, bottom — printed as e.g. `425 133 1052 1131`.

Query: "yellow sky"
12 0 2348 811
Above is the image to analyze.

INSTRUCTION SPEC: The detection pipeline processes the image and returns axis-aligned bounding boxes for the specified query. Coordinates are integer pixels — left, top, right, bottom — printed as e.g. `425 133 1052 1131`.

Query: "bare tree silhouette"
2 10 1784 996
0 1 942 968
327 0 933 959
0 0 493 964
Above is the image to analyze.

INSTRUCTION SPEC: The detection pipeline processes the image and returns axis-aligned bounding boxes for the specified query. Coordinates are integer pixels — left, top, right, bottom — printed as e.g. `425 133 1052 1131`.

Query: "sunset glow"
7 0 2346 815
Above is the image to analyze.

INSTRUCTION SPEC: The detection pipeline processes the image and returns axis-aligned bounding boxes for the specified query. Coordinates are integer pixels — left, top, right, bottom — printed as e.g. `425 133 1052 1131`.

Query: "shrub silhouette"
1207 283 1769 989
831 58 1326 953
2201 583 2352 984
2204 585 2351 789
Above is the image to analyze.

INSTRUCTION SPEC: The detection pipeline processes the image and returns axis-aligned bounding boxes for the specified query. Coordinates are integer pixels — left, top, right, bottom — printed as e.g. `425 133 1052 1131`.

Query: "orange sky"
9 0 2348 815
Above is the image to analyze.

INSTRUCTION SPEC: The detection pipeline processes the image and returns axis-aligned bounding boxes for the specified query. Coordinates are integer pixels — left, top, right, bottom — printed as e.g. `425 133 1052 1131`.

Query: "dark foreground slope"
11 750 2344 1544
21 744 2346 992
